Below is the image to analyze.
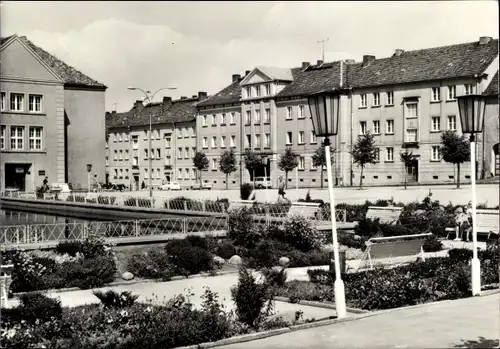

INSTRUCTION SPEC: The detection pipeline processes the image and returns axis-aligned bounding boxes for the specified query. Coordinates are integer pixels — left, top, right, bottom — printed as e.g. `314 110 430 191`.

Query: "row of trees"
192 130 470 190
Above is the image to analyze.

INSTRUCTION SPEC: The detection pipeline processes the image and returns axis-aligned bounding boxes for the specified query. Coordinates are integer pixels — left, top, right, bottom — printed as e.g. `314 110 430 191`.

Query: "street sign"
38 170 45 176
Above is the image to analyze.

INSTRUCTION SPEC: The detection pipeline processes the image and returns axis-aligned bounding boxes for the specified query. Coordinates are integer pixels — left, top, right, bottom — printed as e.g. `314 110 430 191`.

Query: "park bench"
445 209 499 241
366 206 403 225
287 202 322 220
356 232 432 271
227 200 255 212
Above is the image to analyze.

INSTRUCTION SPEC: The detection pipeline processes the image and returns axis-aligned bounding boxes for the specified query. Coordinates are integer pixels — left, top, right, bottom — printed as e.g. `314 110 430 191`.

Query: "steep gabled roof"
483 71 499 97
196 78 242 107
1 34 106 89
346 39 499 88
255 66 293 82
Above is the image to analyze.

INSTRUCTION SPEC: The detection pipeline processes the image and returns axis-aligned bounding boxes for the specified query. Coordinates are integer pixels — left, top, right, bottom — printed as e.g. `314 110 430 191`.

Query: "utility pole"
317 37 329 62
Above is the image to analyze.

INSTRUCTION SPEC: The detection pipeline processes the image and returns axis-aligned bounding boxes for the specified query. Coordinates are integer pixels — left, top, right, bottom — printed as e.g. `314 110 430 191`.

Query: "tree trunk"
359 166 364 189
199 170 203 189
457 163 461 189
320 166 324 189
226 173 229 190
285 171 288 189
252 169 255 188
404 165 407 190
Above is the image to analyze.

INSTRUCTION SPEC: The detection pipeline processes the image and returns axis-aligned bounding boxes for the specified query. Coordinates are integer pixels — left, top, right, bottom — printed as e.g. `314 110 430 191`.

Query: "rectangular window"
386 120 394 134
144 130 148 140
447 85 456 100
264 133 270 148
125 150 130 160
387 91 394 105
202 137 208 148
221 113 226 125
105 156 109 166
255 134 261 148
184 147 189 159
373 93 380 106
221 136 226 148
375 148 380 162
310 130 317 143
177 168 182 179
28 94 42 112
245 134 251 148
212 158 217 169
114 150 118 161
286 131 292 145
264 108 271 123
1 92 5 111
211 115 216 126
202 115 208 127
255 109 261 124
155 148 160 159
447 115 456 130
114 169 118 179
165 156 171 165
298 105 305 118
386 147 394 161
10 126 24 150
464 84 474 95
119 150 123 161
431 146 440 161
311 157 317 170
144 149 148 159
10 93 24 111
298 156 305 170
431 116 441 131
406 103 418 117
230 112 236 124
245 110 251 125
360 94 367 107
245 86 251 98
0 125 5 149
192 169 196 180
298 131 305 144
230 135 236 147
182 128 187 138
192 147 196 158
406 129 417 142
373 120 380 134
255 85 261 97
360 121 367 135
211 136 217 148
265 84 271 96
124 133 129 142
431 87 441 102
165 136 171 148
29 127 42 150
178 147 183 159
118 133 122 142
156 168 161 179
286 106 292 119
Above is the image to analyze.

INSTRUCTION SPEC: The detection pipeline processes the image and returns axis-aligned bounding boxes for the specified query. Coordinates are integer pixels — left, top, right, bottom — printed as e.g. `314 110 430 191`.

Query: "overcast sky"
1 1 498 112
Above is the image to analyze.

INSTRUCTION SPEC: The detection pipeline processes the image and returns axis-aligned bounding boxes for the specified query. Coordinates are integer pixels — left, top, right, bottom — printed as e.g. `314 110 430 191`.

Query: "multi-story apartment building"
0 34 107 191
197 36 499 188
106 92 207 190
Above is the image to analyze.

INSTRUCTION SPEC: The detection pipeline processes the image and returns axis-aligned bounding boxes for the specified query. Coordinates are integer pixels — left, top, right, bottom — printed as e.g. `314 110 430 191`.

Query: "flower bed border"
273 296 369 314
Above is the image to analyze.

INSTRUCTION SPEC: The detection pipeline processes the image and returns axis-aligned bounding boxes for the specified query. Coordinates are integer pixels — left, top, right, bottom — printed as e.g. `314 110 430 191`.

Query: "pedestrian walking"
278 176 286 201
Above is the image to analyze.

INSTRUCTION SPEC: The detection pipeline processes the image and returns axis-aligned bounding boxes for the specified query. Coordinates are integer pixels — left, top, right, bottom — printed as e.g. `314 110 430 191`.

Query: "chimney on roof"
345 59 355 64
180 96 187 100
192 95 197 99
162 96 172 109
362 55 376 66
317 60 324 66
112 111 116 115
302 62 310 69
134 100 144 110
479 36 492 45
245 70 251 76
393 49 404 57
198 91 208 101
105 111 110 117
232 74 241 83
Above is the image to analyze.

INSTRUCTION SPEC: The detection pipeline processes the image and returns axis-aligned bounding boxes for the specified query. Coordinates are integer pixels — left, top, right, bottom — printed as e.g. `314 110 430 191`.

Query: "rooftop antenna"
317 37 329 62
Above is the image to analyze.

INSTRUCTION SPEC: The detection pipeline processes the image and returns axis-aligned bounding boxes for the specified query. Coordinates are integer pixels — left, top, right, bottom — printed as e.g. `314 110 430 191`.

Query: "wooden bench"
287 202 321 220
366 206 403 225
446 209 499 240
227 200 255 212
356 233 432 271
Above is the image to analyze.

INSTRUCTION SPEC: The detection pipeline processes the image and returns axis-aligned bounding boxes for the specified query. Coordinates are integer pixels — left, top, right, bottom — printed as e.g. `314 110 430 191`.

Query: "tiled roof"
196 78 242 107
1 36 13 45
346 39 499 88
106 97 199 130
256 66 293 81
1 34 106 89
483 71 498 96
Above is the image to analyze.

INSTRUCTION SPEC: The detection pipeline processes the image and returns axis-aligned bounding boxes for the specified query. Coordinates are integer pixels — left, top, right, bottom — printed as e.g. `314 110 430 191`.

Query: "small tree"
350 131 378 189
219 149 237 189
278 147 298 189
243 149 261 187
440 130 470 189
193 151 209 188
400 151 418 190
312 143 335 189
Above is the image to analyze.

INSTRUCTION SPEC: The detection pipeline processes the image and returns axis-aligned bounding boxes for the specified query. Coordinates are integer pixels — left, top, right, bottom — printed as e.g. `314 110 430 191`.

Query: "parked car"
161 182 181 191
190 181 212 190
255 177 272 189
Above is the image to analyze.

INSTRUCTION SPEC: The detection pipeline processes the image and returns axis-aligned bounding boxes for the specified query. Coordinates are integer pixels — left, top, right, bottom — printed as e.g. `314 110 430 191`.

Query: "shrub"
281 215 326 252
55 240 83 257
250 240 280 269
337 232 367 251
18 292 63 323
240 183 254 200
93 290 139 308
448 248 473 261
261 267 288 287
127 249 175 280
79 234 108 259
62 255 116 289
216 242 237 260
422 235 443 252
231 267 273 328
166 242 213 276
185 235 209 250
354 217 382 237
227 208 260 248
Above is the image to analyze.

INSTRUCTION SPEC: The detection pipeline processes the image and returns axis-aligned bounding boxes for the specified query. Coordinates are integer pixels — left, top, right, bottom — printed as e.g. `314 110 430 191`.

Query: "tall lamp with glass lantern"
456 93 486 296
86 164 92 193
307 90 347 318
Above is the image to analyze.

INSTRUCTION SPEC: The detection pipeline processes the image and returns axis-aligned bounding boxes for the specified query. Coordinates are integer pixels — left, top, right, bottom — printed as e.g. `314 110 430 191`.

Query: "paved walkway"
221 293 500 349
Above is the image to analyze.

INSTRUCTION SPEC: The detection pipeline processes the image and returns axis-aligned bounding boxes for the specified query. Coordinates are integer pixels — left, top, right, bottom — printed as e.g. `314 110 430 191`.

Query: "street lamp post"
307 90 346 318
86 164 92 193
128 86 177 198
456 93 486 296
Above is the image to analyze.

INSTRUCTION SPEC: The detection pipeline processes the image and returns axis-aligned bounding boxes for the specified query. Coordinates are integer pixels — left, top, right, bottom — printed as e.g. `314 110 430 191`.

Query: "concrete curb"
273 296 369 314
12 269 238 298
